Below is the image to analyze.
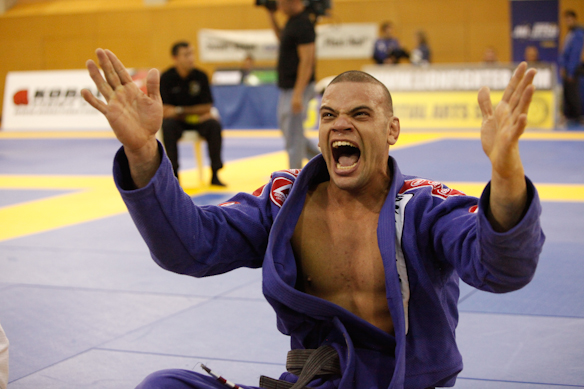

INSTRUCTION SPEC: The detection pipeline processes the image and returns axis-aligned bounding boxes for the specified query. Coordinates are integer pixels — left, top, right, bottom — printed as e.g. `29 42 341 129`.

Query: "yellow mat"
1 131 583 242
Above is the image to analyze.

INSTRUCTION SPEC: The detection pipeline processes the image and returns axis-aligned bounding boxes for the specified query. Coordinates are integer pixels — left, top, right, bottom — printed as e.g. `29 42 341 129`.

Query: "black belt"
259 345 341 389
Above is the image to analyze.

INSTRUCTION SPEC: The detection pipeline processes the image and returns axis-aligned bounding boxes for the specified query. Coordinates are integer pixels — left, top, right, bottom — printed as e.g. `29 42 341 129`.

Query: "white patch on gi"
395 193 413 334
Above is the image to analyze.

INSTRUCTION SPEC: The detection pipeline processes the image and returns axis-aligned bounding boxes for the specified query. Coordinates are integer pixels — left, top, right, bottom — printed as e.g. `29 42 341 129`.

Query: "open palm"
478 62 536 179
81 49 163 153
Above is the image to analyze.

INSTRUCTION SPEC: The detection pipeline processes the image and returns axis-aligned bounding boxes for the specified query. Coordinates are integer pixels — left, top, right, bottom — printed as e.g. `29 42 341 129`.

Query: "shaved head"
326 71 393 114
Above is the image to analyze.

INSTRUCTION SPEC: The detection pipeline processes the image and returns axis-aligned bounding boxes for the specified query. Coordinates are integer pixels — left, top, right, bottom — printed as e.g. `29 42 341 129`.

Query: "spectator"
160 41 225 186
410 30 431 65
241 53 261 86
266 0 320 169
373 21 406 64
483 46 499 64
524 45 540 64
559 9 584 125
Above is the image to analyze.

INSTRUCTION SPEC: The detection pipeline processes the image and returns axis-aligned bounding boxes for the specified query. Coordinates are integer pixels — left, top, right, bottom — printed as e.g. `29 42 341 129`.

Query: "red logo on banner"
13 90 28 105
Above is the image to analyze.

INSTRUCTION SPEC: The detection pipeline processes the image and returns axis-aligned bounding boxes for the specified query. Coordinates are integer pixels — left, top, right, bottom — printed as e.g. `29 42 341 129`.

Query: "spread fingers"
511 83 535 130
508 67 537 114
104 49 134 85
96 48 122 91
81 86 108 115
501 62 527 104
86 58 113 101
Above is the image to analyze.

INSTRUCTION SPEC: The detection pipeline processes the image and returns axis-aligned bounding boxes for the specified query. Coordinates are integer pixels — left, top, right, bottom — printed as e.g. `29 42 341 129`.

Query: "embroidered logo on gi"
399 178 465 200
468 205 478 213
218 201 240 207
253 184 267 197
276 169 301 179
270 177 293 208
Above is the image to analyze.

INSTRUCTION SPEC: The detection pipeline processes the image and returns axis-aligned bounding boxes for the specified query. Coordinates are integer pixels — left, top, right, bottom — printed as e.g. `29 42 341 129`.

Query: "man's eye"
321 112 334 118
355 111 368 117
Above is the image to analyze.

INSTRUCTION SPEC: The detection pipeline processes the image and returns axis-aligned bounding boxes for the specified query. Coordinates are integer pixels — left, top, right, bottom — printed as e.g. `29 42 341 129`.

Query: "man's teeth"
336 162 358 170
332 141 356 148
332 141 358 170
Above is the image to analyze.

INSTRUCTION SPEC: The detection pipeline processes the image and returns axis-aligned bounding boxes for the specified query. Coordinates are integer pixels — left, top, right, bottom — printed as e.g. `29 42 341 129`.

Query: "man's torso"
291 180 394 334
277 10 316 89
160 67 212 107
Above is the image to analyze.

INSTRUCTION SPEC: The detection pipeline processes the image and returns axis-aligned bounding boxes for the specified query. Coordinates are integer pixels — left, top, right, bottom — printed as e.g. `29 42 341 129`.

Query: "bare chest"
291 195 391 327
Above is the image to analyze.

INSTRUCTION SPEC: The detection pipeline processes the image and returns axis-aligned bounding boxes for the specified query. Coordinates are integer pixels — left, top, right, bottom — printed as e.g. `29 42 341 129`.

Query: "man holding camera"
266 0 321 169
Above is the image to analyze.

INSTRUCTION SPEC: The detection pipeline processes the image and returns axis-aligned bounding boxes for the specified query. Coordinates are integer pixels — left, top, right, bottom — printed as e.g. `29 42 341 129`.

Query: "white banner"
2 70 109 131
315 23 377 59
198 29 279 62
1 69 150 131
198 23 378 63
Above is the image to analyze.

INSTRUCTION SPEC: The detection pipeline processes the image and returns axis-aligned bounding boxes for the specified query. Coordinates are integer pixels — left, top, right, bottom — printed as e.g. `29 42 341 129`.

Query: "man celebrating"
267 0 321 169
82 48 544 388
160 41 225 186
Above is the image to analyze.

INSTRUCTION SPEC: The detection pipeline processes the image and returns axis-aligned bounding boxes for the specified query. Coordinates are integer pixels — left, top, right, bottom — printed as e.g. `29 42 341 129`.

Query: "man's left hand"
478 62 536 231
479 62 536 180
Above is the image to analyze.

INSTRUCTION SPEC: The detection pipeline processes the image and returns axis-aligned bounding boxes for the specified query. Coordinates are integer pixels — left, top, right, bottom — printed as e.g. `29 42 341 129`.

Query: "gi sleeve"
431 177 545 293
113 141 273 277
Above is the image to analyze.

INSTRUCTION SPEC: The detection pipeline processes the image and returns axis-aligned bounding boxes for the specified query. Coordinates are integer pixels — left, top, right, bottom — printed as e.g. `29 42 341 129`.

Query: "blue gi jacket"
114 143 544 389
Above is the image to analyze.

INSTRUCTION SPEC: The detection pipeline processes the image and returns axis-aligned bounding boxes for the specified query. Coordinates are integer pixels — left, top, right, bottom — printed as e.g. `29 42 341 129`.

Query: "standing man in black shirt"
160 41 225 186
267 0 320 169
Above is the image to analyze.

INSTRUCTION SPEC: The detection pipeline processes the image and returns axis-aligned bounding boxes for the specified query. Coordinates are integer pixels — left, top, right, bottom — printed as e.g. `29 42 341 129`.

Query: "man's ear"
387 116 400 146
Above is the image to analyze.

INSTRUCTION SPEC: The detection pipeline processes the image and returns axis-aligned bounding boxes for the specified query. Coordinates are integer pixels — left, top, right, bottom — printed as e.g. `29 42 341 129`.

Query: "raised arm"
291 42 315 114
81 49 163 188
266 9 281 41
478 62 536 232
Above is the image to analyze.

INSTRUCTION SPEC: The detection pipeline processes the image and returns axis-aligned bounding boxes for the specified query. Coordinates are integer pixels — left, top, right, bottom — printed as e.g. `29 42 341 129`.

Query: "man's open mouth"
332 140 360 170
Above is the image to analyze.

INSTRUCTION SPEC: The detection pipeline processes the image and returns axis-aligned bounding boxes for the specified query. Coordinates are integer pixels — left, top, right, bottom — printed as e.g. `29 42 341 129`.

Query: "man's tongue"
338 154 358 167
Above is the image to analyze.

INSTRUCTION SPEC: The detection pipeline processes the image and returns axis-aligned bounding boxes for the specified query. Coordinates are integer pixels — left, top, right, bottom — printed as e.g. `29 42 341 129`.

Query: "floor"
1 129 583 388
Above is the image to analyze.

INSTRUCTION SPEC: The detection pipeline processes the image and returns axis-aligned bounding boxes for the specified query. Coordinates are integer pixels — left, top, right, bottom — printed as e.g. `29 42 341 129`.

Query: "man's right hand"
82 49 163 188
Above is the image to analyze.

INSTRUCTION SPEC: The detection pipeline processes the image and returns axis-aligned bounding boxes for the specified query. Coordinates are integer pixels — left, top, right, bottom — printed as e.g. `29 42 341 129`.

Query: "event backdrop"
511 0 559 63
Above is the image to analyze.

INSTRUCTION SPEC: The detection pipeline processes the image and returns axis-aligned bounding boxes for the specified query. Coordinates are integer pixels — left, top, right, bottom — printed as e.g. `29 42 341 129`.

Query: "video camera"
256 0 277 11
255 0 331 17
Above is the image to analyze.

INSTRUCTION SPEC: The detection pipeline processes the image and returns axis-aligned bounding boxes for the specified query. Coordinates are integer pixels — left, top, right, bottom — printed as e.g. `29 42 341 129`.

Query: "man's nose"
333 115 353 131
331 115 353 131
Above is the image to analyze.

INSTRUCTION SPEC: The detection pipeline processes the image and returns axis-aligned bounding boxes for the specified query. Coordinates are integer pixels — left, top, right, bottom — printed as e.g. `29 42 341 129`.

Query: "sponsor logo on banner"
315 23 377 59
510 0 559 63
198 23 377 63
391 90 553 129
2 69 148 131
363 63 557 130
512 22 558 40
198 29 279 62
363 64 554 91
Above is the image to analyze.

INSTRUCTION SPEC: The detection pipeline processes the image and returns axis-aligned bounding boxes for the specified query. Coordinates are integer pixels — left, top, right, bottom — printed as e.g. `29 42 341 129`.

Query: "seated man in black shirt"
160 41 225 186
